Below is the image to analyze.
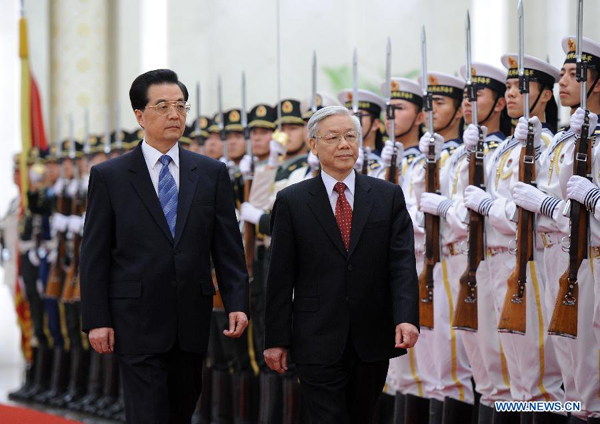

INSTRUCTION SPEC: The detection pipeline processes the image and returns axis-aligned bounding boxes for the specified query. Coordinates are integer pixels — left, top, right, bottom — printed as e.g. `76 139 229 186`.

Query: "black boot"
34 346 70 404
492 409 521 424
51 347 89 407
372 392 395 424
20 345 53 400
430 398 444 424
405 393 430 424
282 375 301 424
478 404 493 424
258 372 283 424
68 350 103 411
442 397 473 424
102 384 124 419
83 353 119 415
232 372 256 424
8 347 38 401
211 369 233 424
392 392 405 424
521 412 533 424
531 412 568 424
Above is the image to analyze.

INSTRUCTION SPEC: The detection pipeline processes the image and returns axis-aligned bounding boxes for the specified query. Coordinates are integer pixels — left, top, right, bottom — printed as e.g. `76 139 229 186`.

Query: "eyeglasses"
146 101 191 116
315 131 360 145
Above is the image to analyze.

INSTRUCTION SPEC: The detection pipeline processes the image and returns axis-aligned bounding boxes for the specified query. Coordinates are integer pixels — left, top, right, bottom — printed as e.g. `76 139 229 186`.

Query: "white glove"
28 249 40 267
68 215 83 234
354 147 369 171
240 202 264 225
419 132 444 158
514 116 542 148
53 213 68 232
512 182 560 217
239 154 254 176
53 178 66 194
219 156 228 165
268 139 286 167
463 185 493 216
66 179 80 198
307 151 320 171
570 107 598 137
420 192 453 218
463 124 488 151
567 175 600 212
381 141 404 168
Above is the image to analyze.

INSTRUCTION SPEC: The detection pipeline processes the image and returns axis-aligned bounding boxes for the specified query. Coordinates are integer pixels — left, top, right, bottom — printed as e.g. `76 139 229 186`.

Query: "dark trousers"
116 342 204 424
295 338 389 424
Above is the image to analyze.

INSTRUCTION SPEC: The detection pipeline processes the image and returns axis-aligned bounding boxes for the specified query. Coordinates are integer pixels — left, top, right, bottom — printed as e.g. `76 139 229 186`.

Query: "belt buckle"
448 244 456 255
541 233 548 248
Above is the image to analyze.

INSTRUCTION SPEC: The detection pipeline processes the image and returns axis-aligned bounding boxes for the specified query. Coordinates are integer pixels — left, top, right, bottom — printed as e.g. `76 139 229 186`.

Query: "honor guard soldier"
223 108 249 208
204 114 223 160
514 38 600 421
190 116 211 155
412 71 477 421
377 77 435 423
179 124 195 151
337 88 386 177
463 54 565 422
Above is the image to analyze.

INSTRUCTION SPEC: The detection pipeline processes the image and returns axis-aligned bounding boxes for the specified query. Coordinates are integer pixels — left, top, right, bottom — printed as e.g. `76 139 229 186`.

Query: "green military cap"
13 153 21 169
249 104 276 129
276 99 304 126
224 109 243 132
208 113 221 134
28 147 43 165
190 116 211 138
61 139 84 159
110 130 128 151
301 93 341 120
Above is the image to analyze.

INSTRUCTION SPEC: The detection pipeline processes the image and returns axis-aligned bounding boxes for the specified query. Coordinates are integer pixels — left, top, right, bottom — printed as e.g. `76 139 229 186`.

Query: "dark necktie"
334 182 352 251
158 155 178 237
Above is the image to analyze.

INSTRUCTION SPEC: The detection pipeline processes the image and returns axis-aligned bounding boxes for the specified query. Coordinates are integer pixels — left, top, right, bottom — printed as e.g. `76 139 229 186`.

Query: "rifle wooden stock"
61 232 81 303
454 136 485 331
45 191 68 299
243 177 255 278
386 157 399 185
419 150 440 329
548 118 590 338
498 128 535 334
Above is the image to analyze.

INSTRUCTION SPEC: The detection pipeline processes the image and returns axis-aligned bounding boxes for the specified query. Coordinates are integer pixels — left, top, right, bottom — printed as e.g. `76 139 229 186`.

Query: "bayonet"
218 75 227 160
311 50 317 113
104 106 111 155
385 36 397 183
83 108 90 156
115 102 122 151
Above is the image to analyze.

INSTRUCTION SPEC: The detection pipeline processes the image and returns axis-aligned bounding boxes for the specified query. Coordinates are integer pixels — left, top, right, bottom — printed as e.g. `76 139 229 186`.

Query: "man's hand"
89 327 115 354
395 323 419 349
223 312 248 338
264 347 288 374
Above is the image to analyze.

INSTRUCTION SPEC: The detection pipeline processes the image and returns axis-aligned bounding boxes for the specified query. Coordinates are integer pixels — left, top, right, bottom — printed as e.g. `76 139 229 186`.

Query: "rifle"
311 51 320 177
498 0 532 334
454 10 483 331
548 0 589 338
46 119 70 299
352 49 368 176
241 71 256 277
418 26 439 330
384 37 399 184
194 82 205 147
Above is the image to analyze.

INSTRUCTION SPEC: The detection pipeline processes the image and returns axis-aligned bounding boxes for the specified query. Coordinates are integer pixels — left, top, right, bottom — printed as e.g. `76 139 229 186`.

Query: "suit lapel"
173 146 199 247
347 173 373 258
307 177 347 258
128 144 174 244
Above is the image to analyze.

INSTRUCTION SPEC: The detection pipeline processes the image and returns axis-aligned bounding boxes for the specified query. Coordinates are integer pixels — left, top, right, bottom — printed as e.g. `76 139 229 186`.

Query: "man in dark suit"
264 105 419 424
80 69 249 423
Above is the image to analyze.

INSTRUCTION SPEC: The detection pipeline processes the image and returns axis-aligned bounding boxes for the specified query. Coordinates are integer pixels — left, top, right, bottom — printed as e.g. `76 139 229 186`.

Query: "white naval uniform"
538 125 600 419
413 139 475 405
384 147 436 400
478 129 564 404
452 132 515 407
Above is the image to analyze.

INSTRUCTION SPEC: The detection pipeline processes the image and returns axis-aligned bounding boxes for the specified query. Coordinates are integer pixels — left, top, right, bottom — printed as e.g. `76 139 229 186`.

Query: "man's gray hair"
307 106 362 142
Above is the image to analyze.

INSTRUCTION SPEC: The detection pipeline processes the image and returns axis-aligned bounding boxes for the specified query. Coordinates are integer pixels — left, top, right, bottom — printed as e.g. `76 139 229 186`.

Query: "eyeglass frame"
144 100 191 116
314 130 361 146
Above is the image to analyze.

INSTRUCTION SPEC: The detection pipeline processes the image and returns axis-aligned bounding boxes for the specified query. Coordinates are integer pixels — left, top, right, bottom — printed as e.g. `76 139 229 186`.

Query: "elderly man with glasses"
80 68 249 424
264 105 420 424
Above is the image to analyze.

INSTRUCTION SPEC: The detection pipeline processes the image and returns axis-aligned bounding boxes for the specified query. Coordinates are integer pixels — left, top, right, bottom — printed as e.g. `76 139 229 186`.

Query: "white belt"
536 232 563 249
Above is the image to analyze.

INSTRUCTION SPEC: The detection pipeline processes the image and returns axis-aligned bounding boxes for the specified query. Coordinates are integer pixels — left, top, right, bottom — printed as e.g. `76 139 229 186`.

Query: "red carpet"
0 403 81 423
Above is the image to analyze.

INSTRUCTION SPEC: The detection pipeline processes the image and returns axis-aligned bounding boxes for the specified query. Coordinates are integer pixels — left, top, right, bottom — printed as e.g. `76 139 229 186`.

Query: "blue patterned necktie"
158 155 178 237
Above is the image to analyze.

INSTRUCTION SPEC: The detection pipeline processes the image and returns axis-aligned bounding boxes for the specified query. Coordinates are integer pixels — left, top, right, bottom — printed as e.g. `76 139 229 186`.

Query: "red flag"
30 75 47 151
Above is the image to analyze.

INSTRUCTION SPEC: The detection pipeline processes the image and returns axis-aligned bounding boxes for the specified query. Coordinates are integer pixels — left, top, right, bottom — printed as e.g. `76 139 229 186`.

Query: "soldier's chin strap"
528 84 546 116
572 73 600 109
395 112 420 140
357 111 376 144
436 103 461 134
478 93 502 127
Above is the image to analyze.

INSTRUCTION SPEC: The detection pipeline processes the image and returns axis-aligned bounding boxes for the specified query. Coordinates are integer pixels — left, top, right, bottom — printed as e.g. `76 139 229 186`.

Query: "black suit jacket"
80 143 248 355
264 172 418 365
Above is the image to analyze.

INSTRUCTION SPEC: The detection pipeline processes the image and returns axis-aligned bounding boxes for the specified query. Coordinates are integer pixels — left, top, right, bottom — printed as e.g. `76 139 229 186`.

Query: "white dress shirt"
141 140 180 195
321 169 355 213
